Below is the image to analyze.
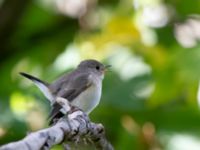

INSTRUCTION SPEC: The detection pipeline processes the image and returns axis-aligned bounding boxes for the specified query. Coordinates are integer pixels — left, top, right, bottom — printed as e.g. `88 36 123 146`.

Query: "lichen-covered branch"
0 97 113 150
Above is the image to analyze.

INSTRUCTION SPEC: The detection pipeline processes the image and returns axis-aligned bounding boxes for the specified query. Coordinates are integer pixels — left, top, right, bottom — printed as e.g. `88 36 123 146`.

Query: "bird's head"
78 59 111 79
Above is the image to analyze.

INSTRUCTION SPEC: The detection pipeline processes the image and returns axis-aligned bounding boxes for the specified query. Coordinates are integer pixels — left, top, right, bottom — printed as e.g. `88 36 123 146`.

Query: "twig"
0 97 113 150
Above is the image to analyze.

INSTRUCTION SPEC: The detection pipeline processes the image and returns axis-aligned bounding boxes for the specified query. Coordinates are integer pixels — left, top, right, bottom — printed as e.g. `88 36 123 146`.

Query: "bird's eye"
96 66 100 70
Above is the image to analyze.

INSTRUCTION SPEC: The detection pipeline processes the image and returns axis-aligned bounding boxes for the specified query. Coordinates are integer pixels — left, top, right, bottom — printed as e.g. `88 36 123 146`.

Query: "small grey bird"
20 59 110 124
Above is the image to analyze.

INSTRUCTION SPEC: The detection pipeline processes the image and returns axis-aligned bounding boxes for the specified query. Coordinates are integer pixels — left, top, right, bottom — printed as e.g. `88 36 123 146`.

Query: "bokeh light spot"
10 92 35 120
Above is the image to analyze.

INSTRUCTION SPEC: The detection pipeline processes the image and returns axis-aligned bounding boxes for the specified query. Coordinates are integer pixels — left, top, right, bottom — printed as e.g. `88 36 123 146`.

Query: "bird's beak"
103 65 112 73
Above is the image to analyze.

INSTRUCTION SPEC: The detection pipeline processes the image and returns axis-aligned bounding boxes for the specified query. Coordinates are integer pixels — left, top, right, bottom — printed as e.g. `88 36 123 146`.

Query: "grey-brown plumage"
20 59 110 124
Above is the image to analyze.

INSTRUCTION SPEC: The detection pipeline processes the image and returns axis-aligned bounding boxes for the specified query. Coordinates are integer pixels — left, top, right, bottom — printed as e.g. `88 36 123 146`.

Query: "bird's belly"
72 85 102 114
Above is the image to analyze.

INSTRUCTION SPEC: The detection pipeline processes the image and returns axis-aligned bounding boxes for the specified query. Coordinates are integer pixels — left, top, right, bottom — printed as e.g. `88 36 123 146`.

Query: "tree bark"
0 97 113 150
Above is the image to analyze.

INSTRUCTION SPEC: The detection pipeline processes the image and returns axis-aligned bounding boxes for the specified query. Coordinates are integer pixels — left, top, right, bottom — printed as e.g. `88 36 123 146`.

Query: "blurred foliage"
1 0 200 149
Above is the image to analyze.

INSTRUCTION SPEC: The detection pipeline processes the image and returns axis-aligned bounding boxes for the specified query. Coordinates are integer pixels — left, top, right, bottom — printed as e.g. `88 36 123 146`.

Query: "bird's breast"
72 79 102 114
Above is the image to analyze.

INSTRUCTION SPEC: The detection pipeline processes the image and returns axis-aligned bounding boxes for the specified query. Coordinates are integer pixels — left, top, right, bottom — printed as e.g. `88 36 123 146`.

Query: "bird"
20 59 110 124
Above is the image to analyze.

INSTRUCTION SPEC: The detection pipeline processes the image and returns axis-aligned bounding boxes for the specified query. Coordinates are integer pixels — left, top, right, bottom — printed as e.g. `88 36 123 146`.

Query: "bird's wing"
48 73 92 125
19 72 54 102
48 89 75 125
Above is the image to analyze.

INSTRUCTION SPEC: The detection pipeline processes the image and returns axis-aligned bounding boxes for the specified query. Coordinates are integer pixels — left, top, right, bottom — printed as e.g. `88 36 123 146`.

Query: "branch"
0 97 113 150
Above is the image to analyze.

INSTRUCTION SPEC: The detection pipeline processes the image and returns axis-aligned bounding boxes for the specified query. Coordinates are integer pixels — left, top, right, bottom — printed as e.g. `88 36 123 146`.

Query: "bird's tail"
19 72 54 102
